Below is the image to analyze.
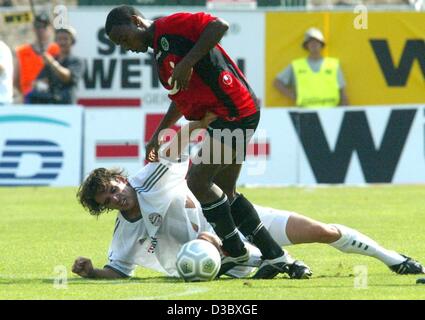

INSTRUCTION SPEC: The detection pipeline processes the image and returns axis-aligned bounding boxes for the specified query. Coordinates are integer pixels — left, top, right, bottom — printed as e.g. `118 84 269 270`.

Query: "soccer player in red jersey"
105 5 291 278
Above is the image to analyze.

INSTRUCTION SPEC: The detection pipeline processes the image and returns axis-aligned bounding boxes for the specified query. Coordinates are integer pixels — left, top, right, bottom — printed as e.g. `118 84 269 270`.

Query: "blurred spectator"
14 12 60 102
0 40 13 105
26 26 83 105
1 0 13 6
274 27 349 108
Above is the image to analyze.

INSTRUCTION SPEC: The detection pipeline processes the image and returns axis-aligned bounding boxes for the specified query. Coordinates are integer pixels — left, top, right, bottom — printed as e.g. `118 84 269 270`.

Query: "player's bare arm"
160 111 217 160
197 231 223 254
145 101 183 162
170 18 229 90
72 257 126 279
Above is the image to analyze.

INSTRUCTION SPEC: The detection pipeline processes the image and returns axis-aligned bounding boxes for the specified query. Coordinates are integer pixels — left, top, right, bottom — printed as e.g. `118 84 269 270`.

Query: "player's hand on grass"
72 257 94 278
170 60 193 91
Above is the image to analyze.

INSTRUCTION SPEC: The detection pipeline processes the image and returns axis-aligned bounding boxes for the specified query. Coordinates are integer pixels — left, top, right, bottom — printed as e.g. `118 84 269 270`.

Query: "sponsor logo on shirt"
147 237 158 254
160 37 169 52
222 73 233 86
148 212 163 227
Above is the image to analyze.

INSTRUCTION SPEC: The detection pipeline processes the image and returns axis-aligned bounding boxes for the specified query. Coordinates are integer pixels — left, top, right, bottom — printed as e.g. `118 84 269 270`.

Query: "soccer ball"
176 239 221 282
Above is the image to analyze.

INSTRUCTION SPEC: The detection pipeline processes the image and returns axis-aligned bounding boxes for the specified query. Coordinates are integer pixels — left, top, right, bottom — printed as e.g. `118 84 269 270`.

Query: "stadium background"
0 0 423 187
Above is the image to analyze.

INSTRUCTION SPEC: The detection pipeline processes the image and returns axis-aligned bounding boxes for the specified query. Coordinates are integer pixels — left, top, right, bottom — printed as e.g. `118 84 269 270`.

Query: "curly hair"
77 168 127 216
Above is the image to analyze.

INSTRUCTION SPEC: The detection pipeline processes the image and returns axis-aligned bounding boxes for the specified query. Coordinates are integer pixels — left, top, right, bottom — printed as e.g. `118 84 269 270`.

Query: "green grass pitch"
1 185 424 300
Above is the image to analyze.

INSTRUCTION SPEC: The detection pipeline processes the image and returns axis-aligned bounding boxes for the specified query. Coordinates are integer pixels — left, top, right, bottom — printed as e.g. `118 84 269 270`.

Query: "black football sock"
230 194 284 260
202 193 246 257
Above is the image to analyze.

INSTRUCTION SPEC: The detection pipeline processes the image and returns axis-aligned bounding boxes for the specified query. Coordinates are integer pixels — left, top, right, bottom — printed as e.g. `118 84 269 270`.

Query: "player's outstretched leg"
284 213 424 275
329 224 425 275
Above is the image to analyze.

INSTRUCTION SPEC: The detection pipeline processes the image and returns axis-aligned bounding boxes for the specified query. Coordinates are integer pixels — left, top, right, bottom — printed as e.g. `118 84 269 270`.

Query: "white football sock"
329 224 405 266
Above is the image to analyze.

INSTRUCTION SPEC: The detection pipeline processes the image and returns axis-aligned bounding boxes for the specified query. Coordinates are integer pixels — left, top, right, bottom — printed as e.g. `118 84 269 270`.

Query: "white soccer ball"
176 239 221 282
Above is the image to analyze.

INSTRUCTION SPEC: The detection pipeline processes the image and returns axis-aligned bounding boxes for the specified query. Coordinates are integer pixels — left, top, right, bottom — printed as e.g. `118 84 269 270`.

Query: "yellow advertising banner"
3 11 32 25
266 12 425 107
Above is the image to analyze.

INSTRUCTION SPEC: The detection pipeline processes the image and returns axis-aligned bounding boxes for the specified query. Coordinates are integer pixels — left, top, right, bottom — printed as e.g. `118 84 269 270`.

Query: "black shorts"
206 111 260 162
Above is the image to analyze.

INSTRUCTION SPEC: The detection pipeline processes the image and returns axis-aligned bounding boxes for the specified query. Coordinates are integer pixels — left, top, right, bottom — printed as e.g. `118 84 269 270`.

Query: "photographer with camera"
26 26 83 105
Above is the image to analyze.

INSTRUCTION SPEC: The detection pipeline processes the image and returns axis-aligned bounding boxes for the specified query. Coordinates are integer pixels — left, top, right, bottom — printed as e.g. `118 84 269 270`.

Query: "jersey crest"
148 212 163 227
160 37 169 51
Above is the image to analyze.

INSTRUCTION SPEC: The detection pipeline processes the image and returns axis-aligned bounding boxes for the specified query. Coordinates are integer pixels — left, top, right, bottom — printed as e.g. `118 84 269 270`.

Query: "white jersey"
106 159 214 277
106 160 294 278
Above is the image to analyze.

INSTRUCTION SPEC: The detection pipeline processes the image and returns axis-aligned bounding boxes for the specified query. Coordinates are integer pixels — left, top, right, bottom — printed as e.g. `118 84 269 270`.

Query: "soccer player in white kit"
74 156 308 279
72 117 424 280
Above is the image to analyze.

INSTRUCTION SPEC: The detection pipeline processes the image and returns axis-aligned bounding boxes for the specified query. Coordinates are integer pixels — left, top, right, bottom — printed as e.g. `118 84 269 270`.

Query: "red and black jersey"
153 12 259 121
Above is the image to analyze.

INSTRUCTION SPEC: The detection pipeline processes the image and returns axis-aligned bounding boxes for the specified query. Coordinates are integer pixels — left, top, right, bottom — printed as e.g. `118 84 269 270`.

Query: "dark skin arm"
159 111 217 161
72 257 127 279
145 101 182 162
170 18 229 91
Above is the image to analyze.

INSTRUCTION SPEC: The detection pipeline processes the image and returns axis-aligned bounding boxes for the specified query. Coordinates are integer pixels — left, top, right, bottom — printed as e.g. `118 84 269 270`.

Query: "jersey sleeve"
105 259 136 278
130 159 189 194
157 12 217 41
105 215 141 277
189 12 217 34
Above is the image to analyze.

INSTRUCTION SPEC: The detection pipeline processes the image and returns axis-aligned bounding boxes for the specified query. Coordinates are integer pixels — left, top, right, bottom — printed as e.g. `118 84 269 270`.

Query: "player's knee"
311 224 340 243
186 176 198 193
187 176 208 195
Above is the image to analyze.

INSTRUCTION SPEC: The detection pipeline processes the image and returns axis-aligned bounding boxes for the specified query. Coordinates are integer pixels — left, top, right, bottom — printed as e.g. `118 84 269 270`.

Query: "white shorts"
254 204 294 246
